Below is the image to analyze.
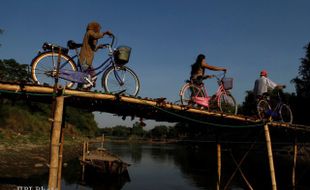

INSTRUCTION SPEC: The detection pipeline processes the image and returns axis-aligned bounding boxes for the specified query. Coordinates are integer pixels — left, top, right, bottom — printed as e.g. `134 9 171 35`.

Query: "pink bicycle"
179 72 238 114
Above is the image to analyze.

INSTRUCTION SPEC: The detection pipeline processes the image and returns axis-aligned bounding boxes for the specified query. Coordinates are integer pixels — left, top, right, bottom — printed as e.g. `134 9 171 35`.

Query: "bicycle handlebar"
110 34 115 47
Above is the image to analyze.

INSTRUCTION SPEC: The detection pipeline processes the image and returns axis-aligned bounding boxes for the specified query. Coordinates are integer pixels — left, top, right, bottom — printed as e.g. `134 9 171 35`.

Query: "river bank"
0 139 83 179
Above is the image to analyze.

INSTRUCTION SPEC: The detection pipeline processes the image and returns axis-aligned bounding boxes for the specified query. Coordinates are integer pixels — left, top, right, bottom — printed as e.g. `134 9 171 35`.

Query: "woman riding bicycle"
79 21 113 89
190 54 227 84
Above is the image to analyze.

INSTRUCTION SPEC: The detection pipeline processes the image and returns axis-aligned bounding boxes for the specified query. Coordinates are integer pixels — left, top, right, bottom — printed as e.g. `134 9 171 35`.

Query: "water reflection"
1 142 310 190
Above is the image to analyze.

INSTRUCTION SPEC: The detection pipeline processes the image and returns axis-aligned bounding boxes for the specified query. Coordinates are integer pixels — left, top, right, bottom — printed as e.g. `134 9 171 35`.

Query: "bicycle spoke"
219 93 237 114
279 104 293 124
31 52 77 88
103 66 140 96
257 100 271 120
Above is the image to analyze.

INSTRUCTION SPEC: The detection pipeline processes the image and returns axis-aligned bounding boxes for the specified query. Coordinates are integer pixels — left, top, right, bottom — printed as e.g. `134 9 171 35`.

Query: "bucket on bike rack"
114 46 131 65
223 77 233 90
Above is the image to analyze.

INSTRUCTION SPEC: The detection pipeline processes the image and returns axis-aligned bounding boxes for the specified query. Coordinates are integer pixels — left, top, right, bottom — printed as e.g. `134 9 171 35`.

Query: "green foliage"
238 90 257 116
131 122 146 137
0 99 100 140
291 42 310 124
0 59 99 140
0 59 31 82
111 125 131 137
292 42 310 98
150 125 168 139
0 102 50 138
65 107 99 137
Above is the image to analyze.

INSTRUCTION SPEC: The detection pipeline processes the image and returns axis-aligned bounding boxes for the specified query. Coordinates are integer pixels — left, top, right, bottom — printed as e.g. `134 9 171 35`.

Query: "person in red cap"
253 70 285 97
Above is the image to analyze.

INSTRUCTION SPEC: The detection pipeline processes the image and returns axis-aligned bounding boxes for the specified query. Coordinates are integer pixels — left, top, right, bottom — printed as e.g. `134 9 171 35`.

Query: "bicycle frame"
190 74 228 108
192 84 210 107
54 36 122 85
260 93 283 117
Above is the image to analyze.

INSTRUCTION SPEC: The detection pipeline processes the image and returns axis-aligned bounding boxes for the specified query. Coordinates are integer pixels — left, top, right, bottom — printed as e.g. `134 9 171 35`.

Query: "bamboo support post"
101 134 105 148
264 123 277 190
48 95 64 190
292 129 298 190
83 141 86 162
217 143 221 190
82 141 86 181
86 141 89 153
57 118 65 190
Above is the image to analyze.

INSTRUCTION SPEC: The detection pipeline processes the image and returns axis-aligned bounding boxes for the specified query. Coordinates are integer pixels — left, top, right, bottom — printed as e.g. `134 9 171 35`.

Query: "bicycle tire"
257 99 271 120
279 104 293 124
179 83 205 107
102 65 140 96
31 51 77 88
218 93 238 114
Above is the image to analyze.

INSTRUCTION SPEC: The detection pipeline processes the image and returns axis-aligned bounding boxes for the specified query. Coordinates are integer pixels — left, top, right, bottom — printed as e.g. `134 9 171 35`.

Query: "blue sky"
1 0 310 129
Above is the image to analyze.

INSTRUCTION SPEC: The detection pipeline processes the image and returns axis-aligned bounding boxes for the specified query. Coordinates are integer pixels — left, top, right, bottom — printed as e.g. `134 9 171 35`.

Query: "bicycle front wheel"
180 83 205 106
279 104 293 124
257 99 271 120
31 51 77 88
218 93 238 114
102 66 140 96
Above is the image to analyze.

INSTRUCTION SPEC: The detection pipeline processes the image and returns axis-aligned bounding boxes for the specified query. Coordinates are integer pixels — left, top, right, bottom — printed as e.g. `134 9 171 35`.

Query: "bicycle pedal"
84 76 94 86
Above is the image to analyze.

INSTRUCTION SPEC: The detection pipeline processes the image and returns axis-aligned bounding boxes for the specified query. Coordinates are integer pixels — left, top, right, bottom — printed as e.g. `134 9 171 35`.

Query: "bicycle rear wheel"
31 51 77 88
279 104 293 124
218 93 238 114
102 65 140 96
257 99 271 120
180 83 205 107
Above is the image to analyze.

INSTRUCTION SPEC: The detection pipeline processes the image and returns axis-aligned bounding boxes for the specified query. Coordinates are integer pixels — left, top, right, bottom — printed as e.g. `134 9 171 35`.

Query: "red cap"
260 70 267 76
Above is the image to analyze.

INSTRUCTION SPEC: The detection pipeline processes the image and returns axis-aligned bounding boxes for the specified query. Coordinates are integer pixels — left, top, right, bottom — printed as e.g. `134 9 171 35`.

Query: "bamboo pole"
81 141 86 182
101 134 105 148
217 143 221 190
82 141 86 162
48 95 64 189
57 116 65 190
0 83 261 123
292 143 297 190
264 123 277 190
292 128 298 190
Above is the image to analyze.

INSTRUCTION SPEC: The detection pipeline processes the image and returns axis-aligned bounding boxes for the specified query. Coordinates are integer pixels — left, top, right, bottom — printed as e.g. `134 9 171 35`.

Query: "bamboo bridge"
0 81 308 131
0 81 309 190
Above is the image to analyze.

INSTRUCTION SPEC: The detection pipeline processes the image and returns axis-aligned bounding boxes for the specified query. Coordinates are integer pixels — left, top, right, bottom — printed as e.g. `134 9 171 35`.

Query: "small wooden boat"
80 141 130 176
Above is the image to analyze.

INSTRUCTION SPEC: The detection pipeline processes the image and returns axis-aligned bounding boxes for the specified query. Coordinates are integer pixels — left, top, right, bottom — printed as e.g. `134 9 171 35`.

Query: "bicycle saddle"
42 42 69 54
67 40 82 49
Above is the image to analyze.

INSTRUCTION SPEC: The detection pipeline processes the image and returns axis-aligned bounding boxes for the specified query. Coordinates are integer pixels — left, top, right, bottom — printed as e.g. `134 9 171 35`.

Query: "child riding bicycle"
78 21 113 90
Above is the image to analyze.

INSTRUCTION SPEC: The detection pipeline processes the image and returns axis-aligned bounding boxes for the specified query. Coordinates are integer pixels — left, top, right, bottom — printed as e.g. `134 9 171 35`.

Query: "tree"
292 42 310 98
0 59 31 82
239 90 257 116
150 125 168 139
111 125 130 137
291 42 310 124
131 122 146 137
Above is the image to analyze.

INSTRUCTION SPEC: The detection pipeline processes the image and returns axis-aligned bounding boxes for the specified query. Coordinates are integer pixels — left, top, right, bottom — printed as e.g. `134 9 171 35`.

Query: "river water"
1 141 310 190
